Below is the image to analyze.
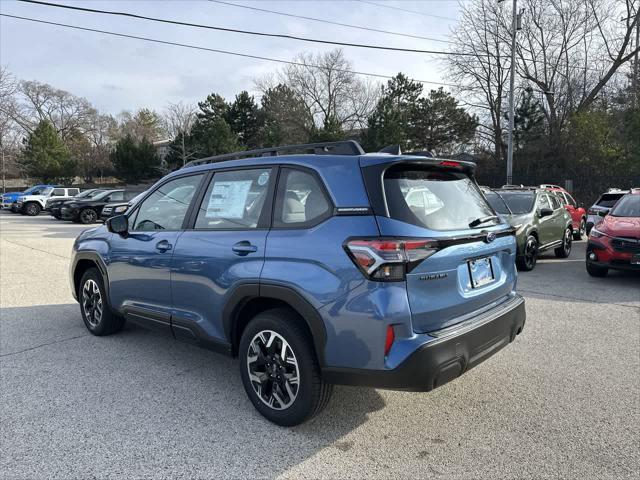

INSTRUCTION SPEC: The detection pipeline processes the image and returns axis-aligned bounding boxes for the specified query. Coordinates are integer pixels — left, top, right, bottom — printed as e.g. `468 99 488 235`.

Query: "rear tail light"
344 238 439 281
588 209 597 215
439 160 462 168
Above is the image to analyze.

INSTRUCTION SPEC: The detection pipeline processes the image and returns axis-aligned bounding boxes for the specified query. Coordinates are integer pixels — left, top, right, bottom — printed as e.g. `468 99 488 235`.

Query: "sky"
0 0 466 115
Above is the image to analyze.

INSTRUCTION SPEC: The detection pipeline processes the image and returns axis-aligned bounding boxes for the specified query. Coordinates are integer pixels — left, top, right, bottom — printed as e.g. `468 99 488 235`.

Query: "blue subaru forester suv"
71 141 525 426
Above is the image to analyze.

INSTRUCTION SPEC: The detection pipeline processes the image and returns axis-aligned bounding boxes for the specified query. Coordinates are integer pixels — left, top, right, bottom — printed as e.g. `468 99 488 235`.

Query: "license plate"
632 254 640 265
469 257 495 288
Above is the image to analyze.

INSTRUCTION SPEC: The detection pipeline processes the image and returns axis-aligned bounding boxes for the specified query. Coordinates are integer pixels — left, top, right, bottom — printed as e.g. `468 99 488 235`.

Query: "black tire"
239 308 333 427
585 222 593 236
555 227 572 258
586 262 608 277
79 268 125 336
25 202 41 216
53 214 62 220
79 208 98 224
573 218 586 240
516 235 538 271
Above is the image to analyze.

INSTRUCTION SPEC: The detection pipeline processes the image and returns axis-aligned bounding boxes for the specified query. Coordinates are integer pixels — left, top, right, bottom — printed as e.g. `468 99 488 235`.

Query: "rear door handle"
232 241 258 256
155 240 173 252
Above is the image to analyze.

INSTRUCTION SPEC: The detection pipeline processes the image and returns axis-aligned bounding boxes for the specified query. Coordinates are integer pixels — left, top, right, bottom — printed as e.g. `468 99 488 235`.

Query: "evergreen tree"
259 84 311 146
411 88 478 154
110 134 159 183
362 73 423 151
21 120 75 182
227 91 262 148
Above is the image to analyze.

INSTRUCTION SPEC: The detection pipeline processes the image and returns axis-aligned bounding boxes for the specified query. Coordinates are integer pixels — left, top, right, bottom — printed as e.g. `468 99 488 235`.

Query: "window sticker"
257 171 270 186
206 180 252 219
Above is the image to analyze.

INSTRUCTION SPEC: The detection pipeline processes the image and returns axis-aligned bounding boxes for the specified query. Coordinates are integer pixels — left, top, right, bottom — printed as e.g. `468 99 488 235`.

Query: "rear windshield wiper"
469 215 499 228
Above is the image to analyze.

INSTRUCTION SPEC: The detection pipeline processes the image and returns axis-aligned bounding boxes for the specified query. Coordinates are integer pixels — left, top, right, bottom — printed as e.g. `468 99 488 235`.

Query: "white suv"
17 187 80 216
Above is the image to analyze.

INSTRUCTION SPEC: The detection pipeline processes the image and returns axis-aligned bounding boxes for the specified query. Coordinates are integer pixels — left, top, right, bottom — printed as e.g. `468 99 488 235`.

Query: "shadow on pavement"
0 304 386 478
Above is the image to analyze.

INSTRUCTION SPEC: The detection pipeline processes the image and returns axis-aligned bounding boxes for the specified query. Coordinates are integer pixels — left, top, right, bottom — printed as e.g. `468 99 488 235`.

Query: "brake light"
588 209 597 215
439 160 461 168
344 238 439 281
384 325 395 357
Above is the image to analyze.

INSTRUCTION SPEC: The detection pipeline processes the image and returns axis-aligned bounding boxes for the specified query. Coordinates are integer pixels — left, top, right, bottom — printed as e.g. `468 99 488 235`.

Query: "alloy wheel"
80 209 97 224
246 330 300 410
82 279 103 327
564 229 572 255
524 238 538 269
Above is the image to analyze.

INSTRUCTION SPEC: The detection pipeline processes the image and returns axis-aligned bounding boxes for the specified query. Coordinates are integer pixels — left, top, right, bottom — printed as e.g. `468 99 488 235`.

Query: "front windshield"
484 192 511 214
77 189 103 199
494 191 535 214
92 190 118 201
610 195 640 217
24 186 43 194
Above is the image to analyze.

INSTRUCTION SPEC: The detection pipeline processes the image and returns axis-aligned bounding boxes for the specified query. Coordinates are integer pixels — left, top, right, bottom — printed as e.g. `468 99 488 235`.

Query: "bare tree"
164 101 197 166
515 0 640 132
0 66 22 187
448 0 511 161
11 80 97 141
260 49 378 135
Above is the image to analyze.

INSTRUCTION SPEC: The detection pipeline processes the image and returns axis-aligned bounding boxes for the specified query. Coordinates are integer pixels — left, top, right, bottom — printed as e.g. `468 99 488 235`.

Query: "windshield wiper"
469 215 499 228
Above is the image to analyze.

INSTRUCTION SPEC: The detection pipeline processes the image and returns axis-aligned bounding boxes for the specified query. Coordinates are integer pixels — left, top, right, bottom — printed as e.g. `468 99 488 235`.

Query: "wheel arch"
71 252 110 304
223 283 327 366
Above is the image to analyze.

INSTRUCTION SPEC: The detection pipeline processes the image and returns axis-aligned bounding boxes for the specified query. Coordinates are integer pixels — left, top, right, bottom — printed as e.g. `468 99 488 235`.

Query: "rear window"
495 191 535 214
383 167 496 230
596 193 625 208
610 195 639 217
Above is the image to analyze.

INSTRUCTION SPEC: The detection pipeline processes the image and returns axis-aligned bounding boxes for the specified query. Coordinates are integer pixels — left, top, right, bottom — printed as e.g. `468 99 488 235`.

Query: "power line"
18 0 468 56
208 0 452 43
0 14 459 88
356 0 459 21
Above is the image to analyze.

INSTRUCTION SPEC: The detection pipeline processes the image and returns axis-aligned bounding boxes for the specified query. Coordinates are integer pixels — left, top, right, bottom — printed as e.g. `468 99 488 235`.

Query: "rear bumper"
323 294 525 391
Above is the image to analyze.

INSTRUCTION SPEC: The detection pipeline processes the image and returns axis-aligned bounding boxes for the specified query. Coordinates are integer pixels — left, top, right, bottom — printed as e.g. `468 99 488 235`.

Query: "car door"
536 193 555 246
170 167 275 347
548 192 567 241
107 174 205 333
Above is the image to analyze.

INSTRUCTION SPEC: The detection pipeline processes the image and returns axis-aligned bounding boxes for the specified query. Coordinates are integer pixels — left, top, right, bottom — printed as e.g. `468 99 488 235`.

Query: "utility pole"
506 0 518 185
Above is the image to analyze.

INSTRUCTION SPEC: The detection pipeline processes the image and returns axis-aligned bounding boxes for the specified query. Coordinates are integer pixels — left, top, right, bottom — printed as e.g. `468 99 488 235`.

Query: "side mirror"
106 214 128 235
598 209 610 217
539 207 553 218
578 202 584 208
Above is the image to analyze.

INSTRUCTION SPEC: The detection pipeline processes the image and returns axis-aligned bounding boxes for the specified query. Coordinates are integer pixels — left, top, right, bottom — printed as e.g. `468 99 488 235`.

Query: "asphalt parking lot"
1 211 638 479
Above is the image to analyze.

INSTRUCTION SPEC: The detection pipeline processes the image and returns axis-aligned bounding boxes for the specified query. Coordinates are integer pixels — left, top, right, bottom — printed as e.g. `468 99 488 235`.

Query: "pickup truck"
16 186 81 216
1 184 59 211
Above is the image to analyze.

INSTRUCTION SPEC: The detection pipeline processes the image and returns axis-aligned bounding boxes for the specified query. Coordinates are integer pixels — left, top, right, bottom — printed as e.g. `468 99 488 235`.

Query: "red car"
586 192 640 277
541 185 587 239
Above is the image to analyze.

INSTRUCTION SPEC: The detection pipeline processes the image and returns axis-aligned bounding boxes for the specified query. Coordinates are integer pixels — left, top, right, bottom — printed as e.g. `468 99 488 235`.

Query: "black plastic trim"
322 295 525 391
221 283 328 365
70 251 110 303
171 315 233 355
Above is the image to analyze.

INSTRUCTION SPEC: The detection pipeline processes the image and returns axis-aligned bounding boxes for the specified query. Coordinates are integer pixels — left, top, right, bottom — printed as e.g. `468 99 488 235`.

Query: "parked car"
99 191 147 222
48 189 106 219
70 140 526 426
1 184 58 211
586 189 629 235
16 186 80 216
484 187 574 271
541 185 587 239
62 189 140 224
586 192 640 276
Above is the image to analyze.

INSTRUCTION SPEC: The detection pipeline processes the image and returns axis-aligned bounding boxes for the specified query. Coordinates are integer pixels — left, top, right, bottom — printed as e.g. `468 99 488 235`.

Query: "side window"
565 193 577 207
274 168 331 227
194 168 271 230
537 194 551 210
109 191 125 202
549 194 562 210
133 175 203 231
52 188 65 197
68 188 80 196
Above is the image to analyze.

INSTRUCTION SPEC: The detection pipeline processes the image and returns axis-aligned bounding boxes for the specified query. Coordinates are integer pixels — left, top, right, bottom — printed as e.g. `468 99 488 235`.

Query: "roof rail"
182 140 365 168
